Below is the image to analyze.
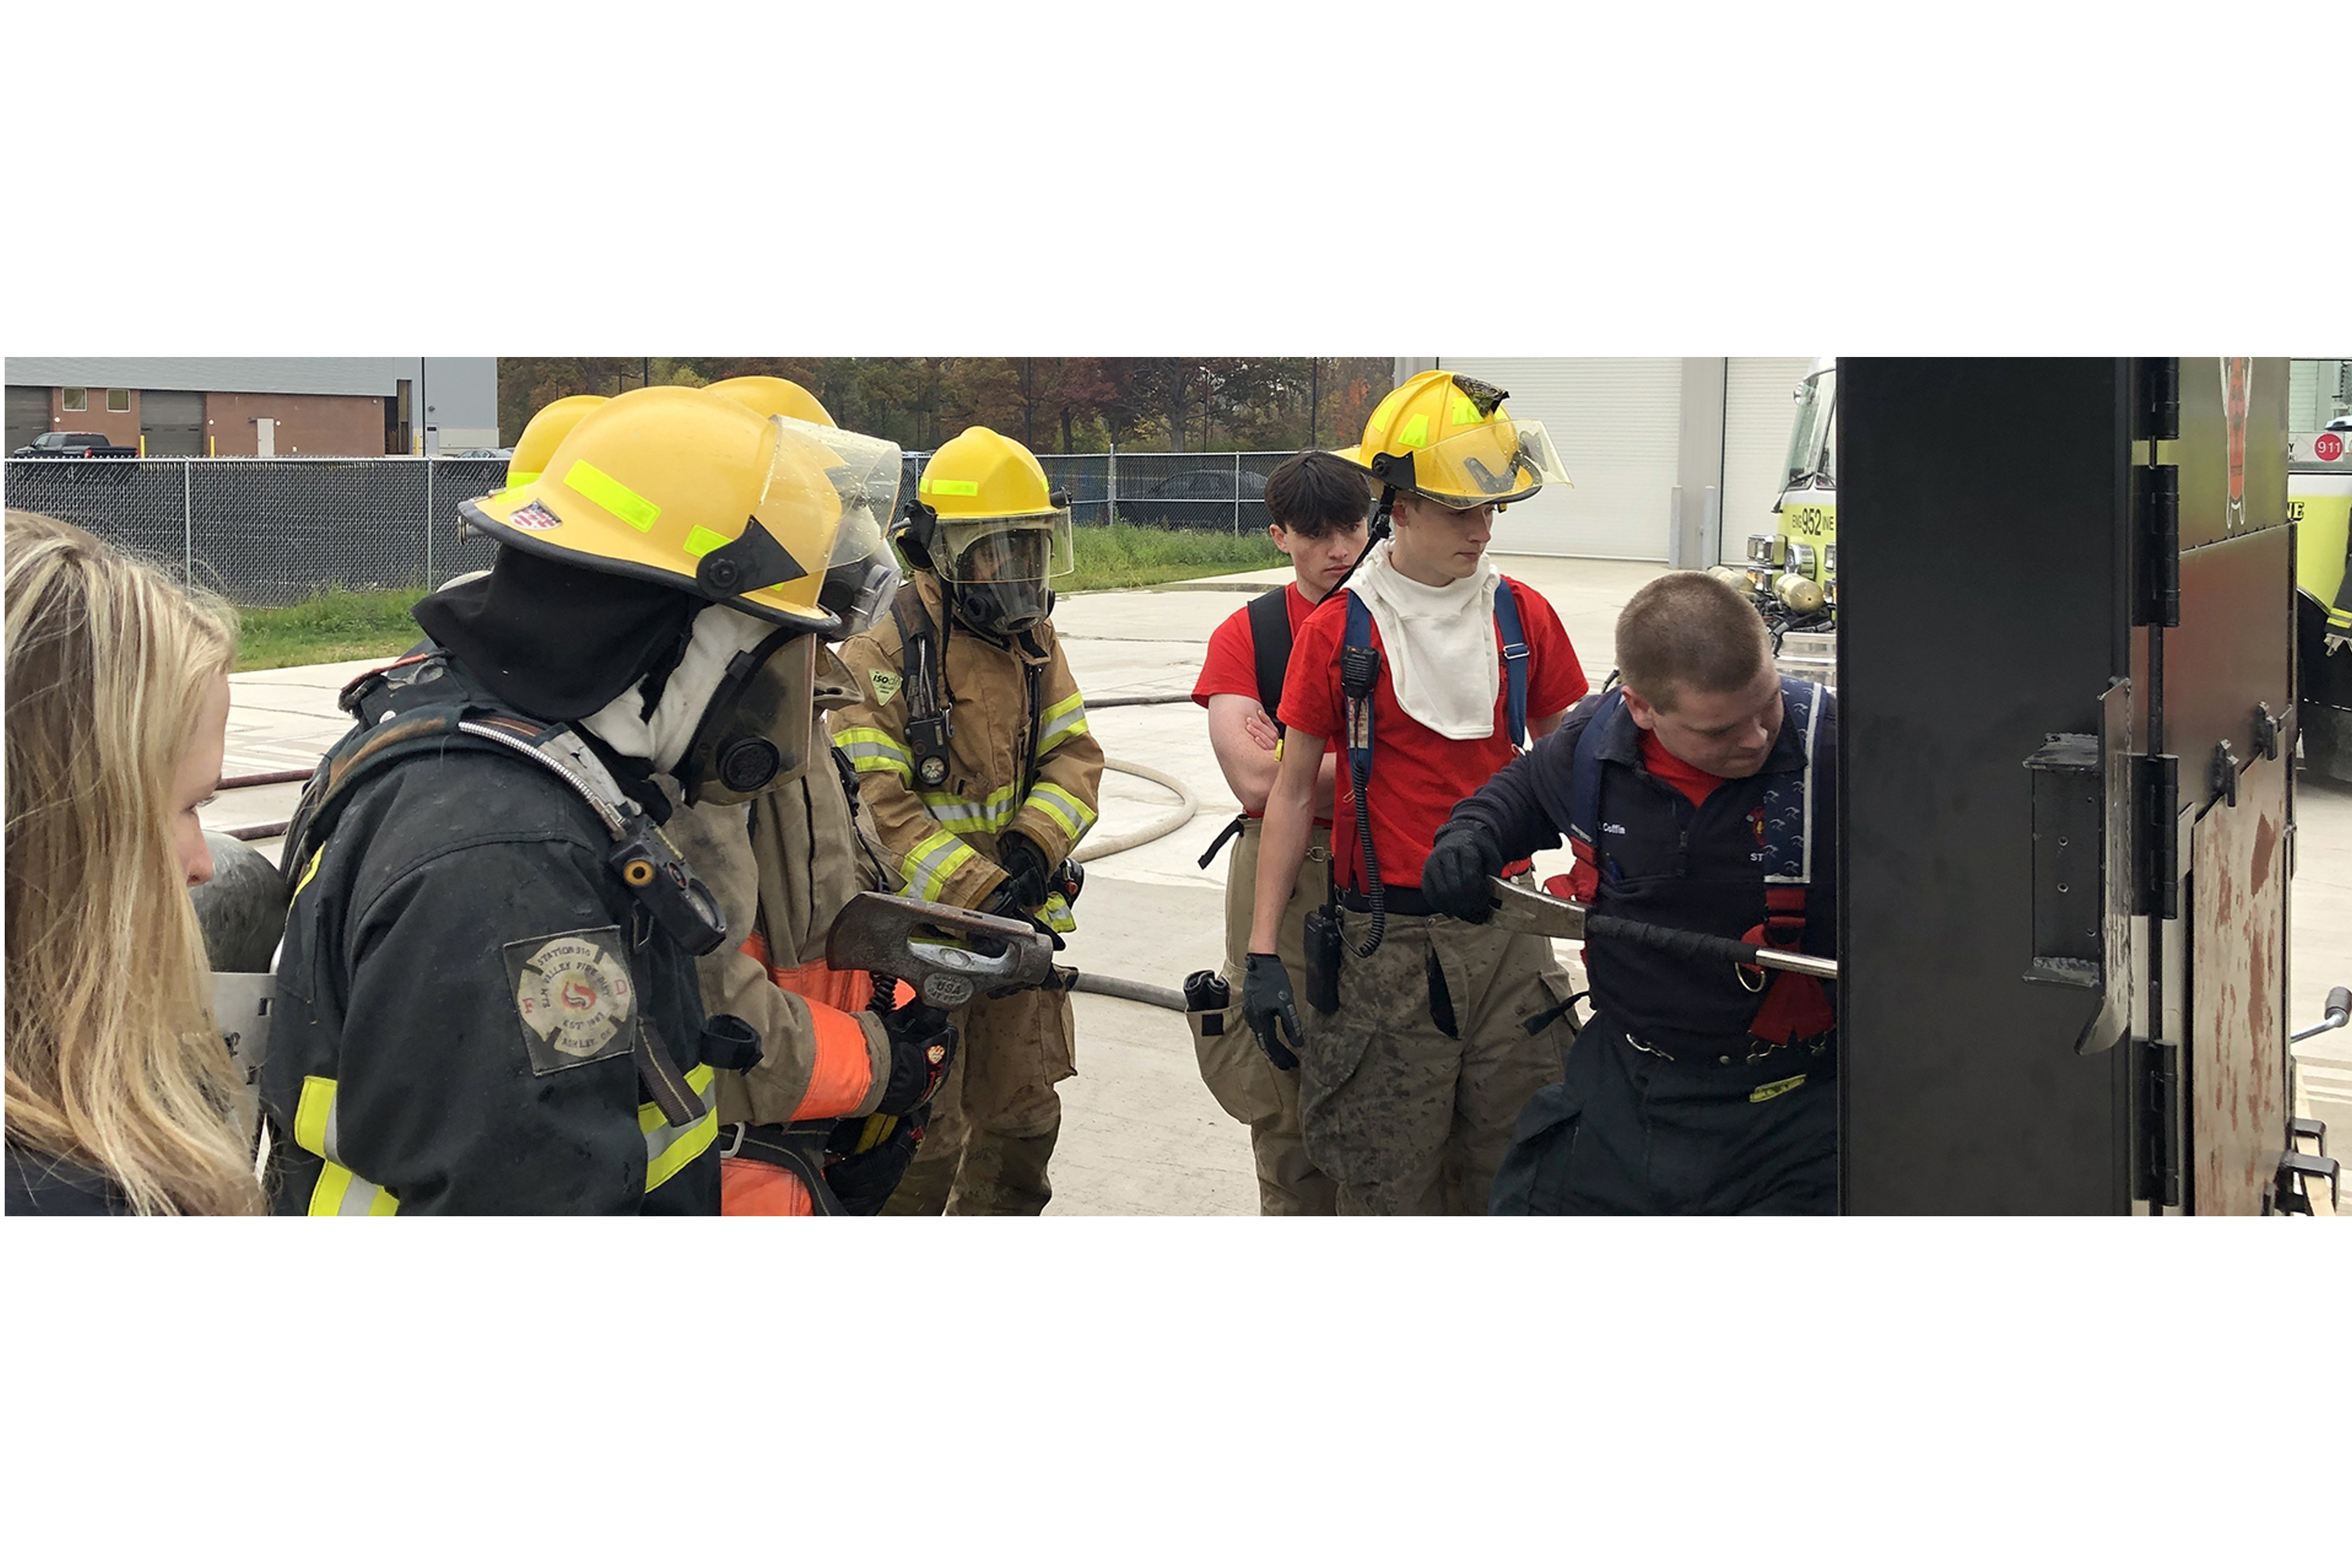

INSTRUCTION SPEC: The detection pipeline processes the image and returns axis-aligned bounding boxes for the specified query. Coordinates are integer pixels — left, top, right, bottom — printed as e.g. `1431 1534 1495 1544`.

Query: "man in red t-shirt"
1241 371 1589 1215
1186 452 1368 1215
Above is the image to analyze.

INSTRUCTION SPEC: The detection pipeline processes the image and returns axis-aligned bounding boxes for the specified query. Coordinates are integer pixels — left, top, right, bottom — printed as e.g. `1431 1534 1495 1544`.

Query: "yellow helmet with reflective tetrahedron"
896 426 1074 638
460 385 886 635
705 375 837 429
1333 370 1570 509
506 394 606 489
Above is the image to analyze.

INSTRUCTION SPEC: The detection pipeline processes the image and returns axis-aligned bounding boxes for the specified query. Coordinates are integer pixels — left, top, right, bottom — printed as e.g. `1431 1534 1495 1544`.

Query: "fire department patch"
868 667 903 705
503 927 637 1076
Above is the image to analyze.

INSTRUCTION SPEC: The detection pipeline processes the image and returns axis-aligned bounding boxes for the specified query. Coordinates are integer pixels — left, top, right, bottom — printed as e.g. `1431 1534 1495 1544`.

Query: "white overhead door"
1721 358 1816 562
1436 357 1681 559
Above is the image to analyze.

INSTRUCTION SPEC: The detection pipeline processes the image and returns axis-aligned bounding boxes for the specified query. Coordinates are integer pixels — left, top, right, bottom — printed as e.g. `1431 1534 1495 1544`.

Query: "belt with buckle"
714 1122 846 1215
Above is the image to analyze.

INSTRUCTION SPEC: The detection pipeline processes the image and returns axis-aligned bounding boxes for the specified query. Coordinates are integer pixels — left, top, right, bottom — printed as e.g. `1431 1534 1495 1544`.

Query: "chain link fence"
5 448 1305 605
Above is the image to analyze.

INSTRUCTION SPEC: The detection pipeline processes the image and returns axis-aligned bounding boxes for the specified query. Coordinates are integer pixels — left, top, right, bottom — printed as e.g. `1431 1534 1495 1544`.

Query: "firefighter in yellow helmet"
1239 371 1590 1214
258 386 956 1214
832 426 1104 1215
650 372 944 1214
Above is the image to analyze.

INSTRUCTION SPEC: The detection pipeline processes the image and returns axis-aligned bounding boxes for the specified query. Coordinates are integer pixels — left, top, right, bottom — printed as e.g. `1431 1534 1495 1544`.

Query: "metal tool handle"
1583 913 1841 981
2291 985 2352 1044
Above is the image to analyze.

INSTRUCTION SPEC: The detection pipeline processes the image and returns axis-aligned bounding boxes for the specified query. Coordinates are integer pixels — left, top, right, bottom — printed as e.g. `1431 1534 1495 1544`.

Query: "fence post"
1232 451 1242 535
182 458 193 585
1107 443 1117 527
424 457 435 586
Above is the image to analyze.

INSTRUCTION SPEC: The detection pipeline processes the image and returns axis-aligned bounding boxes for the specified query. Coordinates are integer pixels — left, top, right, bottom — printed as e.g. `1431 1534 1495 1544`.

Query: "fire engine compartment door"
2185 743 2289 1215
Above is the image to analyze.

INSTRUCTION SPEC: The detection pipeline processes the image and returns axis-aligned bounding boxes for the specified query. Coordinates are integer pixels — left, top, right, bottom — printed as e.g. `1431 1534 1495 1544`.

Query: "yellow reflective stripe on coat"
920 781 1021 835
901 828 983 902
1026 781 1098 844
1033 691 1091 757
1037 891 1077 934
292 1075 400 1217
641 1063 718 1193
835 726 914 783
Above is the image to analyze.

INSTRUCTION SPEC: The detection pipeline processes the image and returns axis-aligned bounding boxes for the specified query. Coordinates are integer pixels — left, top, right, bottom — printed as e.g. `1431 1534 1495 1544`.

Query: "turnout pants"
1193 820 1339 1216
1490 1013 1837 1215
882 985 1074 1217
1300 892 1573 1216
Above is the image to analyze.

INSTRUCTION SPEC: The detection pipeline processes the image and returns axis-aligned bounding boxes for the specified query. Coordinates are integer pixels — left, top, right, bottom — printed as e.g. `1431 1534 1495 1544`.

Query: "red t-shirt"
1195 583 1329 824
1192 582 1315 709
1639 730 1724 808
1279 577 1588 889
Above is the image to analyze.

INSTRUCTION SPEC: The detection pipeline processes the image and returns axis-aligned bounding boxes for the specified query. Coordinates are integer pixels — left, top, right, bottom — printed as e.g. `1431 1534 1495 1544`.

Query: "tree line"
496 358 1394 456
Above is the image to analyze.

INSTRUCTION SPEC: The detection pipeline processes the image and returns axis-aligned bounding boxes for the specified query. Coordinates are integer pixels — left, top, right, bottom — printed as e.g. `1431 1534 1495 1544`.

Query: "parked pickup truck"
11 431 138 458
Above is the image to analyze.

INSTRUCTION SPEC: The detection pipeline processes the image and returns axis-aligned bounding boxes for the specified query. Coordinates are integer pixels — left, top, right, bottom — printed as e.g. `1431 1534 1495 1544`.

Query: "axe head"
825 891 1056 1010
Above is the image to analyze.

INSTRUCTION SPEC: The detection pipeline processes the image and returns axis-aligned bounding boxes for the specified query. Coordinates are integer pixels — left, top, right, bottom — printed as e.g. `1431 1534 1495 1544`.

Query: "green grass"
1061 522 1282 592
233 587 428 672
228 527 1282 670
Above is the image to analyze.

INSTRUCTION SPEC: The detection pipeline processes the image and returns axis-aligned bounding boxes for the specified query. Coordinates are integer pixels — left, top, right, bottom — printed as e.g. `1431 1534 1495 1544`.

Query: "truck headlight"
1747 534 1783 567
1823 542 1837 577
1786 541 1818 577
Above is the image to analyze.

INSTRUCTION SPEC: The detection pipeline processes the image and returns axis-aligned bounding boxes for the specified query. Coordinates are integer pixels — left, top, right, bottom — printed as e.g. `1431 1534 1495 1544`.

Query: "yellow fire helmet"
902 425 1075 583
1333 370 1570 509
461 385 887 635
705 375 837 429
506 394 607 489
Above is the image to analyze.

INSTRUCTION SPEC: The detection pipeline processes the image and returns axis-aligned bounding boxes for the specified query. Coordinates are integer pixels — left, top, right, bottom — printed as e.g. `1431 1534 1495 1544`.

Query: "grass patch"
233 587 426 672
1062 522 1282 592
228 529 1280 670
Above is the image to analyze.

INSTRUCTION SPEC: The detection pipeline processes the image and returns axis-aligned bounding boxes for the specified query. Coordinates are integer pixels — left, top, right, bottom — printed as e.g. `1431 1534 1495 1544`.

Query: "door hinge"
2141 356 2181 443
2135 753 2178 918
2135 463 2180 627
2140 1036 2182 1209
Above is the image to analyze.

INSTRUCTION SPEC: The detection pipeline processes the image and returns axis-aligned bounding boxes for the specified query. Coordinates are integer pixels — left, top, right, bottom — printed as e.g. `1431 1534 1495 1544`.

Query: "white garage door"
1436 357 1681 559
1721 358 1817 562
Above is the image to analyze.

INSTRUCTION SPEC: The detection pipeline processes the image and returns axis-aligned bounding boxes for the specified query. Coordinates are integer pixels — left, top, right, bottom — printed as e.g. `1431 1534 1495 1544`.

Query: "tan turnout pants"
882 985 1075 1217
1300 881 1575 1216
1190 820 1339 1216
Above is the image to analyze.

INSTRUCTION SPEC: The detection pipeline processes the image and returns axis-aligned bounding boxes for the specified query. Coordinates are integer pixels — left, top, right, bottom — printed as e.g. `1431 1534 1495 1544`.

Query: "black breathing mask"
678 628 815 805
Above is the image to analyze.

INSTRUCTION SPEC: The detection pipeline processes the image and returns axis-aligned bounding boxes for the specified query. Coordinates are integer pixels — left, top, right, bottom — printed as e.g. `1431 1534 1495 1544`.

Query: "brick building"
3 358 499 458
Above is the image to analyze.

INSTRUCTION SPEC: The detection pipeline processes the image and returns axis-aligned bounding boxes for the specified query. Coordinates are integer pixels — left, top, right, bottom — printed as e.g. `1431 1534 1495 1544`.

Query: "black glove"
1421 818 1503 923
823 1104 929 1216
1240 952 1304 1071
988 831 1052 915
873 994 958 1115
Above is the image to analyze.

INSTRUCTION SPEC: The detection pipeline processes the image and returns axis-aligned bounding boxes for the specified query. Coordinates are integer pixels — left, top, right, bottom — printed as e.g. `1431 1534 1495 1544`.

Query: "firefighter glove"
1421 819 1503 923
1241 952 1304 1071
874 995 958 1115
988 830 1052 914
823 1104 929 1215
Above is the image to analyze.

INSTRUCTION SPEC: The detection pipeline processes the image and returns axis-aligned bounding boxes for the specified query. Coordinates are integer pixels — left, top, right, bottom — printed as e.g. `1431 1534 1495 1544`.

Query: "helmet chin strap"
580 604 777 775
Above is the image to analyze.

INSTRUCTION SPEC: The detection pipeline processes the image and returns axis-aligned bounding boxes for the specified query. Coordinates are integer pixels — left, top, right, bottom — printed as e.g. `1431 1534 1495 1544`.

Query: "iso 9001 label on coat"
503 927 637 1075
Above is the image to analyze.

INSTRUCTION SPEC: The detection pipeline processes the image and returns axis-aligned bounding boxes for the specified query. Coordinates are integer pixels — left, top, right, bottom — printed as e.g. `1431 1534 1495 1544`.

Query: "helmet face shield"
771 416 905 637
933 511 1074 585
1381 418 1572 508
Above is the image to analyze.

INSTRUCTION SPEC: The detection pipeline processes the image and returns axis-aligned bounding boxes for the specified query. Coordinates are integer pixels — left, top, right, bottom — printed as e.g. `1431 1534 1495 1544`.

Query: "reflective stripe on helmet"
564 458 662 532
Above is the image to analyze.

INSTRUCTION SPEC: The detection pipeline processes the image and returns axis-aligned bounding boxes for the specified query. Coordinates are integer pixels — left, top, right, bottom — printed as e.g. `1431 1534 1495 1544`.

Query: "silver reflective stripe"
1034 693 1090 756
901 829 979 902
1027 781 1097 844
921 782 1020 834
293 1076 400 1217
642 1064 719 1192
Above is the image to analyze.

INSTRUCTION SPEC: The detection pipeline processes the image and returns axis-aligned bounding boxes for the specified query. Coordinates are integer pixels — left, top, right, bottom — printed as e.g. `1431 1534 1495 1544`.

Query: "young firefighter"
1241 372 1589 1216
833 428 1103 1216
1421 571 1840 1215
1187 451 1369 1215
660 375 953 1215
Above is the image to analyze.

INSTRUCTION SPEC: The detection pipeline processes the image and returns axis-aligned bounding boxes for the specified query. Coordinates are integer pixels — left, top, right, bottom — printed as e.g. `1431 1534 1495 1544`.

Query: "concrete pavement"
201 556 2352 1214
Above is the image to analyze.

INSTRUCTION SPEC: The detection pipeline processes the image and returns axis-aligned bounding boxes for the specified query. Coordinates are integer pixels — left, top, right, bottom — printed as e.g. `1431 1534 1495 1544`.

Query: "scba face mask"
678 626 816 805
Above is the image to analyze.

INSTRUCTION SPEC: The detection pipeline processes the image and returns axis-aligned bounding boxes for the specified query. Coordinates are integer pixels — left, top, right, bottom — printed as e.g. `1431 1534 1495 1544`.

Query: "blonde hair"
5 510 263 1215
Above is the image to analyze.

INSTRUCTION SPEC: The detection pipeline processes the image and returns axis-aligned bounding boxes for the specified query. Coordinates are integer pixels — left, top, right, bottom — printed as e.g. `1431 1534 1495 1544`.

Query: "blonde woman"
5 510 263 1215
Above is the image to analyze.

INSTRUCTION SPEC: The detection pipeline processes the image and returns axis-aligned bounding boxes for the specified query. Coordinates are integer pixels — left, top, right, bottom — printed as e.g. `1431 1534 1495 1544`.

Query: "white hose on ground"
1071 757 1197 863
1066 753 1203 1011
